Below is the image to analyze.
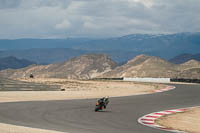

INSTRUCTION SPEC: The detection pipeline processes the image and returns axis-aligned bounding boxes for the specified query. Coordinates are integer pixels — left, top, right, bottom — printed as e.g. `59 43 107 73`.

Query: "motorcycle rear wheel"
95 105 101 112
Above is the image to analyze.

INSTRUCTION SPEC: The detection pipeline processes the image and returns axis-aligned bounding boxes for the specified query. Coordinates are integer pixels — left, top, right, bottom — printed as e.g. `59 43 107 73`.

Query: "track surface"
0 84 199 133
0 78 59 91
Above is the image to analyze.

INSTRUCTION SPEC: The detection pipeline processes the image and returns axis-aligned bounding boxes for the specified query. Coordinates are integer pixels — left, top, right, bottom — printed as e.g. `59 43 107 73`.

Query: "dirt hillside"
1 54 200 79
100 54 200 78
0 54 118 79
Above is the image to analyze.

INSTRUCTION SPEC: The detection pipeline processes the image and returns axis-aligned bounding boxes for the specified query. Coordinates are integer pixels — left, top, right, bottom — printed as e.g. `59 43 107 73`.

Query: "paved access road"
0 84 199 133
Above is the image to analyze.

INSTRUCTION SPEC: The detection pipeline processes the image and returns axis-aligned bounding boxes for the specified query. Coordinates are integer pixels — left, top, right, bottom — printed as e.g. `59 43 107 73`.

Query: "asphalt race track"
0 84 200 133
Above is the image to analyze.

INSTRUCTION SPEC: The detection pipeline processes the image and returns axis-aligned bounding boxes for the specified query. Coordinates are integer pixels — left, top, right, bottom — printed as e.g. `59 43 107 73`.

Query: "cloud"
55 20 71 30
0 0 199 38
0 0 21 9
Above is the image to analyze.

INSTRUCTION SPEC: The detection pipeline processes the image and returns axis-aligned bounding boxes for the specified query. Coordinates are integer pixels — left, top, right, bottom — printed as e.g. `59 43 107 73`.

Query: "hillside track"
0 83 199 133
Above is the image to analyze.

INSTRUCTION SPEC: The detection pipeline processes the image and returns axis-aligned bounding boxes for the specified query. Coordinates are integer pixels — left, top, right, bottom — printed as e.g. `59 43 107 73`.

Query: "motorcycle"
95 97 109 112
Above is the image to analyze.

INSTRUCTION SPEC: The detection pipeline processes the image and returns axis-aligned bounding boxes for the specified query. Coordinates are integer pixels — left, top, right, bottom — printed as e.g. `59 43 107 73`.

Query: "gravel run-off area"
156 107 200 133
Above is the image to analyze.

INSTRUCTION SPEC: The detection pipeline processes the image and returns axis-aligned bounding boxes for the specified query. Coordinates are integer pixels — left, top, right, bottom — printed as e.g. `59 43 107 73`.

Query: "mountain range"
0 54 118 79
0 56 36 71
100 54 200 79
169 53 200 64
0 48 137 65
1 54 200 79
0 32 200 64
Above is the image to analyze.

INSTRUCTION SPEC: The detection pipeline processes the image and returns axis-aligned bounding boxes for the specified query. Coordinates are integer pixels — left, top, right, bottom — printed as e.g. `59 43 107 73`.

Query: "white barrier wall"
123 77 170 83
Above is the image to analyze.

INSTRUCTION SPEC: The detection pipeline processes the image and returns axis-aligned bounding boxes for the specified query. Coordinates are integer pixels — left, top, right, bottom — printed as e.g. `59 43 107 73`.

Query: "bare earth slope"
101 54 178 78
101 54 200 79
1 54 200 79
178 59 200 70
176 60 200 79
0 54 118 79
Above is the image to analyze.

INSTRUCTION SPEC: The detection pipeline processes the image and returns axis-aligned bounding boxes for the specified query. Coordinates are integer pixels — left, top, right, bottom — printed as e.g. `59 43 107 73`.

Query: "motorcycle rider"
98 96 109 109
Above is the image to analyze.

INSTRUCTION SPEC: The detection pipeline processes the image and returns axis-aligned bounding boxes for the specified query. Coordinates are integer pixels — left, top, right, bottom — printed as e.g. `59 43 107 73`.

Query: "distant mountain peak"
0 56 36 71
123 54 150 68
126 54 167 66
1 32 200 65
100 54 178 78
135 54 150 58
170 53 200 64
182 59 200 66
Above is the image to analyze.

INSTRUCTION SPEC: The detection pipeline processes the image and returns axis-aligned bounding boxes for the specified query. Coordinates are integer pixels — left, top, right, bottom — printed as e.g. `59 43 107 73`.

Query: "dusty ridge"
0 54 200 79
101 54 200 79
1 54 200 80
0 54 118 79
178 59 200 70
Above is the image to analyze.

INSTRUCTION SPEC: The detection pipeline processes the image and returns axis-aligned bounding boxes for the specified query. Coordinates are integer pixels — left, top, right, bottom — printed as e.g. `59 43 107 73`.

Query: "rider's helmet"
105 96 109 99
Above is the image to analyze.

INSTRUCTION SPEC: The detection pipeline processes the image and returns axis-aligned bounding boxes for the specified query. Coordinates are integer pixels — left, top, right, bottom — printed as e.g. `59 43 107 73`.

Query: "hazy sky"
0 0 200 39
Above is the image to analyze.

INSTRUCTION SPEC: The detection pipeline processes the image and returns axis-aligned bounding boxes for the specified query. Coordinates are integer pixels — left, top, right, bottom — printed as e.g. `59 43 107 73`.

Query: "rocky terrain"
177 60 200 79
0 54 118 79
100 54 200 79
1 54 200 79
178 60 200 70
